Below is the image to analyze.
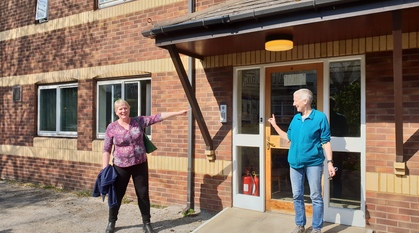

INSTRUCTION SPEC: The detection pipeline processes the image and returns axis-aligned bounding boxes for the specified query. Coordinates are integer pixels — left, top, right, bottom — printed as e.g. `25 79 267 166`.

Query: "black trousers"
109 161 151 223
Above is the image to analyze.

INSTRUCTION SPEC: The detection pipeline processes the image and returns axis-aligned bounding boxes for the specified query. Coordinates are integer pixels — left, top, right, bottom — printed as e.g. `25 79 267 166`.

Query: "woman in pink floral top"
102 99 188 233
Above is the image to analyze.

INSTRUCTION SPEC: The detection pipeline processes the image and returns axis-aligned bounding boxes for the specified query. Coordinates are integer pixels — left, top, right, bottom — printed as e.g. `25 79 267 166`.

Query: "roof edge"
141 0 359 39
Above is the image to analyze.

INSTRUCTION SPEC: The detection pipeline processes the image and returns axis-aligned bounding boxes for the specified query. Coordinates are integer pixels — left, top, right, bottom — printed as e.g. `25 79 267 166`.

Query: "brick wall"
0 154 100 191
0 84 36 146
0 0 95 32
1 2 188 77
365 48 419 232
145 67 233 211
77 79 96 151
366 49 419 175
0 0 37 31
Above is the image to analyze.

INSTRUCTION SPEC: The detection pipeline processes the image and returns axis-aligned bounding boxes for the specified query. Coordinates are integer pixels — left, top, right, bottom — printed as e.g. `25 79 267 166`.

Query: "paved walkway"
193 207 373 233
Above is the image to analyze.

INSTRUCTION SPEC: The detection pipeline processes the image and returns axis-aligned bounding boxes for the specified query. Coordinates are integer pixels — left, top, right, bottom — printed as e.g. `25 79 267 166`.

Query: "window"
97 78 152 138
35 0 49 23
98 0 134 9
38 83 78 137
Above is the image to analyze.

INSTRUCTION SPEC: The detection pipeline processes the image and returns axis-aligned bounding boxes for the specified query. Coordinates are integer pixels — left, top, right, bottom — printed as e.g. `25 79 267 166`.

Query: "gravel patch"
0 180 215 233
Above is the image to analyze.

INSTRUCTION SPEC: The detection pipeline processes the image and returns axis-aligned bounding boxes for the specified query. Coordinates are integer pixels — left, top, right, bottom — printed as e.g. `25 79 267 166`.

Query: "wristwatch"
327 160 334 164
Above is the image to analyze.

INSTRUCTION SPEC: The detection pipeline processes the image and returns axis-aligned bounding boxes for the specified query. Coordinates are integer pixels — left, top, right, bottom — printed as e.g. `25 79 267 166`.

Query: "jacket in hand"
92 164 118 208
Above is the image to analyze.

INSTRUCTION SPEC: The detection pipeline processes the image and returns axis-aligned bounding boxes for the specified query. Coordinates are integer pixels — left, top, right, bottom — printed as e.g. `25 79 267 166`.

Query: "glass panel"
97 84 121 134
98 0 133 8
271 148 311 202
60 87 78 132
270 70 317 134
140 80 152 135
125 82 139 117
237 69 260 134
39 89 56 131
238 146 260 196
329 152 361 210
329 60 361 137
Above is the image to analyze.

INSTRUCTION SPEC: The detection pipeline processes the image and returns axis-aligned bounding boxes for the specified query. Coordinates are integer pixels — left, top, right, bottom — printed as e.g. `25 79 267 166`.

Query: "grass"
75 190 92 197
182 208 196 216
150 204 167 209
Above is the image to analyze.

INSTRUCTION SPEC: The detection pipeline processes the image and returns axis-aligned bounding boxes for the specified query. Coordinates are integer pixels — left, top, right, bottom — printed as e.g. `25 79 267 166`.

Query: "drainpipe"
185 0 196 211
392 10 405 176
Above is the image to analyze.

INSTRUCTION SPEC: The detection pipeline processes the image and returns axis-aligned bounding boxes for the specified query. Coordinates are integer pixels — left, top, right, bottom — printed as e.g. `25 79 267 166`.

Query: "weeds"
75 190 92 197
182 209 196 216
150 204 167 209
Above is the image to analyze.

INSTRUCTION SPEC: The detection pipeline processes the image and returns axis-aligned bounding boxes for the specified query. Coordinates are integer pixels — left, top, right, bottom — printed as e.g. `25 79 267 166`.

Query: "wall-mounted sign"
35 0 49 23
284 73 306 86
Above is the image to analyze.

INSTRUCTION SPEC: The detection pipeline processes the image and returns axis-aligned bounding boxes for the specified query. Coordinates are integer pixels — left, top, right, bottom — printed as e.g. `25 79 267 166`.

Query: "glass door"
265 63 323 214
324 58 365 227
232 68 265 211
264 59 365 227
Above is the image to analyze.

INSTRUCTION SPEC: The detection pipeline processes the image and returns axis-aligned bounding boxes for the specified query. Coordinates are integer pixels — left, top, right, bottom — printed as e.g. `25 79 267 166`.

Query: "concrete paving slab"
193 207 372 233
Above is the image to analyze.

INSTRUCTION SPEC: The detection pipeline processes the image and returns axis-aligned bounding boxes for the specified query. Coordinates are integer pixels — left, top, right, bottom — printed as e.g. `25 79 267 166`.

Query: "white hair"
294 88 313 105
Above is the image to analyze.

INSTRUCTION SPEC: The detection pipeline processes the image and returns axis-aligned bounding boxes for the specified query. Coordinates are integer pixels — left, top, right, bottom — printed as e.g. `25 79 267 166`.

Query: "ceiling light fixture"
265 34 294 51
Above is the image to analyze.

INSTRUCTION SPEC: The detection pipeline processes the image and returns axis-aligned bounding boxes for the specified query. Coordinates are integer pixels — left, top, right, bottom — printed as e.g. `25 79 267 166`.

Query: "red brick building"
1 1 419 232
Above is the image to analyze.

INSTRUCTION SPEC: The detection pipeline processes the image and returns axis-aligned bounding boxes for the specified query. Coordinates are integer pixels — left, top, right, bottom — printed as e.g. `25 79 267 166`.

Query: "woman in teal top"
268 88 335 233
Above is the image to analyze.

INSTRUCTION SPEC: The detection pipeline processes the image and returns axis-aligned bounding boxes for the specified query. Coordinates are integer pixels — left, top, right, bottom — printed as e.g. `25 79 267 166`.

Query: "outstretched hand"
178 109 190 116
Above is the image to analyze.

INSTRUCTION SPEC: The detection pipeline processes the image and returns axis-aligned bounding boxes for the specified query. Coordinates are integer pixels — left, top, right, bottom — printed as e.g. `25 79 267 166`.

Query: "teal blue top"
287 109 331 169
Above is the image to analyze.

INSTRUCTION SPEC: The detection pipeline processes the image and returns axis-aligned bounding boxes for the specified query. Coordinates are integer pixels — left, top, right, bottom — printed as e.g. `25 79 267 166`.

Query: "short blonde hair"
114 99 130 112
294 88 313 105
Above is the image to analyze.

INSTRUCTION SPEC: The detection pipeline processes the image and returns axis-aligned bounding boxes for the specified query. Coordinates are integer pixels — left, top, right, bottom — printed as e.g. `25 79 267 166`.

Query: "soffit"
143 0 419 58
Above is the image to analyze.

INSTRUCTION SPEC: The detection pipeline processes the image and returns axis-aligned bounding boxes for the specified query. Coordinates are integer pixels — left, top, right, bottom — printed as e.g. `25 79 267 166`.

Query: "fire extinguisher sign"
244 183 249 192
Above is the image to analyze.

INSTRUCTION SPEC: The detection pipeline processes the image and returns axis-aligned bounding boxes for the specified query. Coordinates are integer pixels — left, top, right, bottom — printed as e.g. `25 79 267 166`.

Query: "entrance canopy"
142 0 419 160
142 0 419 59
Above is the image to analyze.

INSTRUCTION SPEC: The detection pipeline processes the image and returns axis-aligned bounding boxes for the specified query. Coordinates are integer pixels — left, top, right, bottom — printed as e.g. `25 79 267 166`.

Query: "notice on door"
284 73 306 86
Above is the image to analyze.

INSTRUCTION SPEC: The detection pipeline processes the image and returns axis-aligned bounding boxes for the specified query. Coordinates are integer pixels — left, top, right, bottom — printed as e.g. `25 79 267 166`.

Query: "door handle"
266 141 275 150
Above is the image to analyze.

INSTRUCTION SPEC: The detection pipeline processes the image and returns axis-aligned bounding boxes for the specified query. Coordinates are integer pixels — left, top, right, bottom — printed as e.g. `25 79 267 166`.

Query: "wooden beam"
393 10 404 163
166 45 214 152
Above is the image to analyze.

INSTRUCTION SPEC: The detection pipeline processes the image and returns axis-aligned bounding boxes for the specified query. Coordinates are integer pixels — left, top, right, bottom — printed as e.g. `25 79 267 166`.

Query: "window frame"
37 83 78 137
97 0 134 9
96 77 152 139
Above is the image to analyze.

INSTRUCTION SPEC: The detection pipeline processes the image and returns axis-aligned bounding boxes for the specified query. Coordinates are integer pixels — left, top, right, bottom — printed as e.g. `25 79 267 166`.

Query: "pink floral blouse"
103 114 163 167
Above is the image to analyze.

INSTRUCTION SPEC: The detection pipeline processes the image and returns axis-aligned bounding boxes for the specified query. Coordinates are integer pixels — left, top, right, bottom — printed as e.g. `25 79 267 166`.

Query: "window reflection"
238 69 260 134
329 60 361 137
270 70 317 134
330 152 361 210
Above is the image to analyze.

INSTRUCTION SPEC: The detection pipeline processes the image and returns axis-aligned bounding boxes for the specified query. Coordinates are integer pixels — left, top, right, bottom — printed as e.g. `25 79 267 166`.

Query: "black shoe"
105 221 115 233
143 223 156 233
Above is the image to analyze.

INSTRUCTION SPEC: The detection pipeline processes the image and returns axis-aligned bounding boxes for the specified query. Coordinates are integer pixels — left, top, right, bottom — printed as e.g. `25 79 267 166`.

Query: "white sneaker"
291 226 305 233
311 229 321 233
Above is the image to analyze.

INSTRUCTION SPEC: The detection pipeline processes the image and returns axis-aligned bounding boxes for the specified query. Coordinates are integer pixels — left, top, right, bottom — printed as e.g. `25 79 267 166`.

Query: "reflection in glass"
271 149 311 202
329 152 361 210
39 89 56 131
238 146 260 196
329 60 361 137
237 69 260 134
97 84 122 134
270 70 317 134
125 82 138 117
60 87 78 132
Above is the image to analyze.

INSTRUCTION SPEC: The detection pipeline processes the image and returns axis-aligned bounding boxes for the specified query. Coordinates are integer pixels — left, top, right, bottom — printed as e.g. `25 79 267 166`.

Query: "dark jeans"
109 161 151 223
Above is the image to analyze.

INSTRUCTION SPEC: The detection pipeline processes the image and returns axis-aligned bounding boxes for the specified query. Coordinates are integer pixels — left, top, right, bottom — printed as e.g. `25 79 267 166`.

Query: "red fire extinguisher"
252 171 259 196
243 170 259 196
243 171 253 195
